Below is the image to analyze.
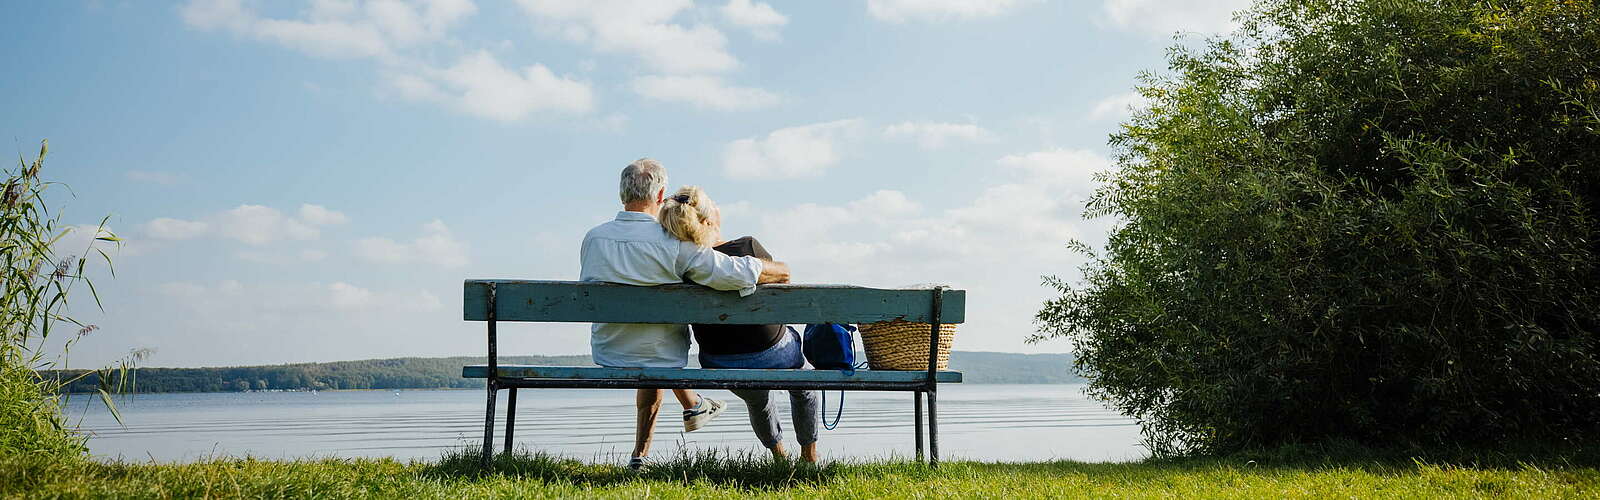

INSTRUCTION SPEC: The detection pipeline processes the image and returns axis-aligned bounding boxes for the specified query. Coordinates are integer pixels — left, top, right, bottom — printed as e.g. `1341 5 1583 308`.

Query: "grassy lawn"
3 448 1596 499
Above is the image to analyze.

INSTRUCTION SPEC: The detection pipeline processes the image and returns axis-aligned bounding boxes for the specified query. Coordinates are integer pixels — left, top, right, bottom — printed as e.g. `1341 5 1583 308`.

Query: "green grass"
2 446 1597 499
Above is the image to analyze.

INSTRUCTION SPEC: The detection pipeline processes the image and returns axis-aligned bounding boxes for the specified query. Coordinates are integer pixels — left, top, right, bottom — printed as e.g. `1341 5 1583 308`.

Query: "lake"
67 384 1145 464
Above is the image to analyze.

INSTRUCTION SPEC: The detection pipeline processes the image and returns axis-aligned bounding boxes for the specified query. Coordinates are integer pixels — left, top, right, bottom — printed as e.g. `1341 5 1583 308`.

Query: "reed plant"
1 140 137 458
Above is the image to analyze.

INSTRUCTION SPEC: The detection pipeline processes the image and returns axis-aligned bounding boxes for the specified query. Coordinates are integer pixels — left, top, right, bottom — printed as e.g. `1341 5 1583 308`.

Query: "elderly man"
581 158 791 469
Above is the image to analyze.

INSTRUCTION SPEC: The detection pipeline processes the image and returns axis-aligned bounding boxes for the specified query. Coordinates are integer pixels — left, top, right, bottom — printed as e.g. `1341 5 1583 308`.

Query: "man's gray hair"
620 158 668 204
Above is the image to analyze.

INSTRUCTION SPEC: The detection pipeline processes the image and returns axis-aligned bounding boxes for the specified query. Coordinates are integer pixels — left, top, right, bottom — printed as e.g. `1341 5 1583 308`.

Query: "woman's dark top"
691 236 785 355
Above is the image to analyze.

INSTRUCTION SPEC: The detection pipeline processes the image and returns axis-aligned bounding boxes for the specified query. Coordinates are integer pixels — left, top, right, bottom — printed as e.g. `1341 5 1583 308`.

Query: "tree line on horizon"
47 352 1083 393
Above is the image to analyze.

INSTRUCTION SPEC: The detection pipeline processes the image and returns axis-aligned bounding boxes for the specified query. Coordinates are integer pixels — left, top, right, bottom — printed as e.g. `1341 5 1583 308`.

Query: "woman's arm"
757 259 790 284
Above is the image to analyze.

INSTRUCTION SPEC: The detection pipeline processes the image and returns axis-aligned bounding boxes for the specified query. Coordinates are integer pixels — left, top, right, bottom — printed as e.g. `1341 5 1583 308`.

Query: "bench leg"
481 383 497 468
914 391 924 462
504 388 517 455
928 390 940 468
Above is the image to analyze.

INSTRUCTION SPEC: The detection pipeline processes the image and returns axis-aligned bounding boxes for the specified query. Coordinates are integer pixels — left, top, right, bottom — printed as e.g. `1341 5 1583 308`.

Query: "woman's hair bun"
660 186 717 247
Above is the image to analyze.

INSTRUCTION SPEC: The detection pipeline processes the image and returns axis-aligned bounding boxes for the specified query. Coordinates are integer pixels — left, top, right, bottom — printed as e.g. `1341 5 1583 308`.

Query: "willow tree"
1036 0 1600 455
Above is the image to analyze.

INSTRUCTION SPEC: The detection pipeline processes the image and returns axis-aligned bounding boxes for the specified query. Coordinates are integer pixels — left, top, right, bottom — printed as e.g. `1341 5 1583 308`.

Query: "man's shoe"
628 457 645 472
682 396 726 432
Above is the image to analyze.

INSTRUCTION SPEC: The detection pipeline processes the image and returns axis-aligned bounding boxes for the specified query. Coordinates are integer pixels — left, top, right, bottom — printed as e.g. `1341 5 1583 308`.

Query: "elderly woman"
659 186 820 462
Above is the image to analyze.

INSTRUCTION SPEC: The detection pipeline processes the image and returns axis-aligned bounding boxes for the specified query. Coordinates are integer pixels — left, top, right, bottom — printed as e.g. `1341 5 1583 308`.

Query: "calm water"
67 384 1144 464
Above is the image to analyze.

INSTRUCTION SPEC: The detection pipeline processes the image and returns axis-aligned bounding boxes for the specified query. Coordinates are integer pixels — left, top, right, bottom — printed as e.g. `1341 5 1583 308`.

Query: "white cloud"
414 220 468 267
216 205 320 245
156 279 442 314
713 149 1117 353
54 224 136 262
130 275 468 368
353 237 410 263
366 0 478 47
143 203 345 247
389 50 594 121
253 16 391 59
722 119 866 179
353 219 469 268
327 281 377 310
182 0 593 122
365 1 429 47
178 0 252 33
300 249 329 261
1088 91 1150 121
995 148 1115 196
298 204 350 225
433 53 592 118
866 0 1034 23
235 251 274 263
157 282 209 299
144 218 210 240
847 189 921 218
236 247 331 264
515 0 736 74
125 170 185 185
631 75 779 111
388 72 442 100
182 0 477 57
588 112 630 132
1101 0 1252 37
882 121 996 149
510 0 776 113
757 202 853 244
720 0 788 40
808 150 1106 264
183 0 394 60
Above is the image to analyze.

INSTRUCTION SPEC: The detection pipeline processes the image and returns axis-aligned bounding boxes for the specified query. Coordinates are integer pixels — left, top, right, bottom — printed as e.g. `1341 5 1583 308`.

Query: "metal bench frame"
464 280 964 468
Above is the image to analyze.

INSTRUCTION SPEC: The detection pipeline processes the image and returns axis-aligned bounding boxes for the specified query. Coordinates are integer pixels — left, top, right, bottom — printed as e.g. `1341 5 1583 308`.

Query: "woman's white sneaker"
682 396 726 432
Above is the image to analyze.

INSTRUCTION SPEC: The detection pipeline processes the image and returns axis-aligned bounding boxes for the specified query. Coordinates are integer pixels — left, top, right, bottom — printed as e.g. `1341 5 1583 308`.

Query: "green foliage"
0 362 82 458
1035 0 1600 456
1 140 132 457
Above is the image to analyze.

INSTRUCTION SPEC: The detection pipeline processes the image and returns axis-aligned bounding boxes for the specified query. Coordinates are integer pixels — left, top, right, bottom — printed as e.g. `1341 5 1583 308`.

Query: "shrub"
1034 0 1600 456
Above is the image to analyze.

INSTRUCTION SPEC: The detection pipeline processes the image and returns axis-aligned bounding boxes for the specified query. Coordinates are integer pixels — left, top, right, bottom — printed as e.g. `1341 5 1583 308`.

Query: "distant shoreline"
95 382 1091 397
48 351 1082 393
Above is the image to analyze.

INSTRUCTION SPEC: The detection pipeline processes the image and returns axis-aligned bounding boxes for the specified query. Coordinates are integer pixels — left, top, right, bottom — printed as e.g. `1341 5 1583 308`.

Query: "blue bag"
804 323 865 430
803 323 857 371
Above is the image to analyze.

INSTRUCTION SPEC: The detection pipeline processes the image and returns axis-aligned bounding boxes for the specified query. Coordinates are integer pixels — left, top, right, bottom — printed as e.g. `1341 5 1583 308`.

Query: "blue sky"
5 0 1250 368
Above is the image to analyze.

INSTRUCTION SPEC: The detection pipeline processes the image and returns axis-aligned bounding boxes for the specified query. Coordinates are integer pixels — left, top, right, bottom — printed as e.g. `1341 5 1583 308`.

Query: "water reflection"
70 384 1144 463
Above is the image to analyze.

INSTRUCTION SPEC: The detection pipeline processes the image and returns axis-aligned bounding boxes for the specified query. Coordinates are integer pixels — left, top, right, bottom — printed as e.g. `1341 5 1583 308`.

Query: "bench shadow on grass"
423 446 851 490
422 442 1600 492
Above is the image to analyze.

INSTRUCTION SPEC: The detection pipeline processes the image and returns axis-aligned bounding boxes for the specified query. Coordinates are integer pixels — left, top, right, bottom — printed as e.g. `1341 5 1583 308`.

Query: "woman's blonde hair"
659 186 719 247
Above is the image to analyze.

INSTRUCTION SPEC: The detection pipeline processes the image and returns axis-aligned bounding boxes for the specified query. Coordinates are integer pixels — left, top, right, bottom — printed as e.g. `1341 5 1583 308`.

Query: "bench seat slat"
463 280 965 324
463 365 962 383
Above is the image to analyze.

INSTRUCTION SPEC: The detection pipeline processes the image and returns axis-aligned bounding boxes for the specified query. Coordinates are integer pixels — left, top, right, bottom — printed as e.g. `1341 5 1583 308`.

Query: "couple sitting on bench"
581 158 818 469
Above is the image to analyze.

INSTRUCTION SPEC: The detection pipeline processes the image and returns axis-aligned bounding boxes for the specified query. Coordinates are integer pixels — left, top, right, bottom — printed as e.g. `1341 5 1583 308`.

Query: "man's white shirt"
580 211 764 368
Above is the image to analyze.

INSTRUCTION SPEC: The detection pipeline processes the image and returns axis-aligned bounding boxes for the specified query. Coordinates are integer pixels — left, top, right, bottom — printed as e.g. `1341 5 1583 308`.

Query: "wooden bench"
461 279 966 467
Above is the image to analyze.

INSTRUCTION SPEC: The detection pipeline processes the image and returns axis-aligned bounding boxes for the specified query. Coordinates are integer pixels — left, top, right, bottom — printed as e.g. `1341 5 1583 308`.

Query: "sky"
3 0 1251 368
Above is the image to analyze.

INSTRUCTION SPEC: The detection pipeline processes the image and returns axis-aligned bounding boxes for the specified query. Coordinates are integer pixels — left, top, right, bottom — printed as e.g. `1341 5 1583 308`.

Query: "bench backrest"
463 280 965 325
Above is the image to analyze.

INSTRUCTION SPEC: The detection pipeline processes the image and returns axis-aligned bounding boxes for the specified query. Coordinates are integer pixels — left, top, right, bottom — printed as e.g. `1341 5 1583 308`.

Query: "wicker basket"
858 320 957 371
